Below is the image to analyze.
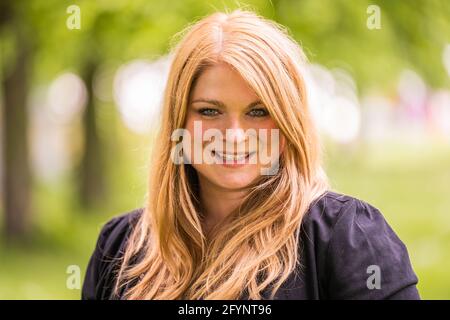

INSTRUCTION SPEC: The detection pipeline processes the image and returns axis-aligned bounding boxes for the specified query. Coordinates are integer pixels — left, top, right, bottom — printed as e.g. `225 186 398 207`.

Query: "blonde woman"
82 10 419 300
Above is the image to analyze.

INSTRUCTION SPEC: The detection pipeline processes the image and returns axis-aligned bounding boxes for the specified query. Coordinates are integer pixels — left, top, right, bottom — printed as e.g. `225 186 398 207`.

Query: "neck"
197 176 249 230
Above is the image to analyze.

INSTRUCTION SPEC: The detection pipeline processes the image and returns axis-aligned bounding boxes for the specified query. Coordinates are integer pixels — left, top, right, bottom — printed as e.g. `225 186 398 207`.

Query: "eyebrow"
190 98 263 109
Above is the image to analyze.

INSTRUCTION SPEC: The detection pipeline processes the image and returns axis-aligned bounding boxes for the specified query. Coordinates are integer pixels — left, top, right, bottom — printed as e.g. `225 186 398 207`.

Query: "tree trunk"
1 5 32 242
78 59 105 209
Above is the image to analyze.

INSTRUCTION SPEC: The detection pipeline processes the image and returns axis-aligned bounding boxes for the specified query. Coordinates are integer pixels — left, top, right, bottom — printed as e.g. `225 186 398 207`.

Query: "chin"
212 171 259 190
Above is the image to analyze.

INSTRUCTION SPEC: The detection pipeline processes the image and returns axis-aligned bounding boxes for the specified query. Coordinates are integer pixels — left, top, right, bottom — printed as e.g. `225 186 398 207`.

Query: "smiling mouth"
212 150 256 162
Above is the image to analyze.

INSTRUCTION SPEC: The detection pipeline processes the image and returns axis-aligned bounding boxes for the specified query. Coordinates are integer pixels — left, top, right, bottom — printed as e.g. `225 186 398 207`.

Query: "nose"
225 116 247 140
223 117 247 152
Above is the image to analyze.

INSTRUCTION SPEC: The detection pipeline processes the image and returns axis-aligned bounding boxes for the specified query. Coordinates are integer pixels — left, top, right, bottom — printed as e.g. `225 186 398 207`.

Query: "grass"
0 139 449 299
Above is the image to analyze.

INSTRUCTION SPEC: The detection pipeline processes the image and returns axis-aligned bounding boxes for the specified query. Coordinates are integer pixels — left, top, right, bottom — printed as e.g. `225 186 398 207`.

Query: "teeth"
215 151 249 161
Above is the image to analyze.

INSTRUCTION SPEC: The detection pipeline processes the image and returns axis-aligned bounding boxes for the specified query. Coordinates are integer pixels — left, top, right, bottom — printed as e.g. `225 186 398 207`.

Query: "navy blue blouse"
81 191 420 299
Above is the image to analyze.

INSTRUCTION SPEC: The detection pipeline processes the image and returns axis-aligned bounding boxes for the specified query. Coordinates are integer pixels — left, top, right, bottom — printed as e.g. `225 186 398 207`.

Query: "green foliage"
3 0 448 87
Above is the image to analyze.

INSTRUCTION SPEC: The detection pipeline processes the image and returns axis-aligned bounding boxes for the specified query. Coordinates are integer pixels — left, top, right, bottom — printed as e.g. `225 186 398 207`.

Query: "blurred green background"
0 0 449 299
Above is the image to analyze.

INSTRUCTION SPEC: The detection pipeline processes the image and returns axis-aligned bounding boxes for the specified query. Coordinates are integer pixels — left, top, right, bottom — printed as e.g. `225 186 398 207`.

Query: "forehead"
189 63 259 106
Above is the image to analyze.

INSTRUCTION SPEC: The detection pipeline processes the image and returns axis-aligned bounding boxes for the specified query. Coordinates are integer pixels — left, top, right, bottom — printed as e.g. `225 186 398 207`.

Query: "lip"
212 150 256 168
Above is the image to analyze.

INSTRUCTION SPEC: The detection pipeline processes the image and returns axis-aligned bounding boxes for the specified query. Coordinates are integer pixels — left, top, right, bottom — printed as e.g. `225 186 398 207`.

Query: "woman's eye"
247 108 269 117
198 108 220 117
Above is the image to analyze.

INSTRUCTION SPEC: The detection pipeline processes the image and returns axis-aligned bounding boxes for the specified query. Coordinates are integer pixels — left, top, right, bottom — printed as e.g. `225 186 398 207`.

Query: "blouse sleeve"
324 198 420 299
81 215 125 300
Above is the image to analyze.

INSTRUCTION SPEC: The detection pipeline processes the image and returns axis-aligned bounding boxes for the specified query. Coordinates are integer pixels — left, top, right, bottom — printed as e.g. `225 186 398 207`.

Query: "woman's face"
184 63 283 191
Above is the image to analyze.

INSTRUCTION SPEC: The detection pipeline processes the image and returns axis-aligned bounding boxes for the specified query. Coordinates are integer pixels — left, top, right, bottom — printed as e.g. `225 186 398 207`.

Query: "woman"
82 9 420 300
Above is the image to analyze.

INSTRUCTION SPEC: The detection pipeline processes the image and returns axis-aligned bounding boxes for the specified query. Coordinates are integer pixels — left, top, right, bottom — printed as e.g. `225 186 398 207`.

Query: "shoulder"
302 190 388 237
95 208 144 257
302 191 413 260
81 208 144 300
301 191 420 299
303 190 355 225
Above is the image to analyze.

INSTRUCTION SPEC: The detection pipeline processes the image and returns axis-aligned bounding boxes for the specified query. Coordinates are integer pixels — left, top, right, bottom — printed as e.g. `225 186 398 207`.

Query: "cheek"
182 118 216 164
258 120 285 154
184 115 198 133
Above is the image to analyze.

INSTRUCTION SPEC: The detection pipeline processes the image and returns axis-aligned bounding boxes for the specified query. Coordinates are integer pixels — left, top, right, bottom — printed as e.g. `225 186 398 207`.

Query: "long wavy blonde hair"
115 9 329 300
